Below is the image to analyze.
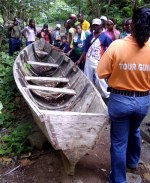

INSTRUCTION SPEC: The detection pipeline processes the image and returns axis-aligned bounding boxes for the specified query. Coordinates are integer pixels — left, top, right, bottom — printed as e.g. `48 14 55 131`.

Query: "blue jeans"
9 38 22 56
108 94 150 183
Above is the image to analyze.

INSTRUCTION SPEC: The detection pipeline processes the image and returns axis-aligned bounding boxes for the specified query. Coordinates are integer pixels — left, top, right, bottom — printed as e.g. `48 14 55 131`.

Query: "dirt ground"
0 100 150 183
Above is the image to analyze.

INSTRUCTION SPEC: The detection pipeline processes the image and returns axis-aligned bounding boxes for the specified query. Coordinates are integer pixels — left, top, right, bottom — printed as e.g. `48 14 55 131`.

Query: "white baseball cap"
56 24 61 28
92 18 102 25
70 14 76 17
100 16 107 21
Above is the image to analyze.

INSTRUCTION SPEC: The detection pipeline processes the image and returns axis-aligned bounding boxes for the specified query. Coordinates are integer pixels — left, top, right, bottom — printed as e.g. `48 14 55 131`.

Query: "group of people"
8 8 150 183
62 13 132 101
8 18 36 55
8 18 61 55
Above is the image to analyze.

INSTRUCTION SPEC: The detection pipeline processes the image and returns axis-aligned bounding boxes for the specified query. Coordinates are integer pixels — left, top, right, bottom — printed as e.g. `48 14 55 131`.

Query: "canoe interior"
14 39 107 114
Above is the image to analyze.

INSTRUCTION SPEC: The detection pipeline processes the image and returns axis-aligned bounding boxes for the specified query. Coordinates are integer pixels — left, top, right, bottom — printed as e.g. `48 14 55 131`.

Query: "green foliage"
0 0 53 23
0 123 33 155
0 0 150 26
0 51 32 156
39 1 78 23
0 25 9 47
0 52 19 126
0 101 3 114
0 52 18 128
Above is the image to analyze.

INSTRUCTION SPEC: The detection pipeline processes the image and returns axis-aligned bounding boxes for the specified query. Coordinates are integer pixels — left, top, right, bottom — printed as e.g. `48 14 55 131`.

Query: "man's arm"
97 44 113 79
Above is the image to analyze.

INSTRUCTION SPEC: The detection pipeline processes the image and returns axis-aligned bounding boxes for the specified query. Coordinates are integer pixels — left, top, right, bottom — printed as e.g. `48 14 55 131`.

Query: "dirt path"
0 98 150 183
0 113 150 183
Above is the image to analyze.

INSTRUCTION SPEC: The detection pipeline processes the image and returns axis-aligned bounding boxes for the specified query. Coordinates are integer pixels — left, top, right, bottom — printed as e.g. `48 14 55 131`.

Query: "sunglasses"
107 24 113 26
92 24 100 27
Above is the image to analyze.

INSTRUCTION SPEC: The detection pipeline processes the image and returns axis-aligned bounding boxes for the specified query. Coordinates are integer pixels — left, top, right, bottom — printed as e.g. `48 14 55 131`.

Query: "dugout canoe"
13 38 109 175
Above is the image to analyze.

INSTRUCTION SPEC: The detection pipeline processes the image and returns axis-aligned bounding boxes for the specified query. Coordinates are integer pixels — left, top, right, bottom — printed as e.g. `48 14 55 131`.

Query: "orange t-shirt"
97 36 150 91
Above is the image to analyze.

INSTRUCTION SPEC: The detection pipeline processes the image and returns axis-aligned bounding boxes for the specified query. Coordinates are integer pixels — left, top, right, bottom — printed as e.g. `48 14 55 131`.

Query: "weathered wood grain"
27 84 76 95
25 76 69 83
27 61 59 67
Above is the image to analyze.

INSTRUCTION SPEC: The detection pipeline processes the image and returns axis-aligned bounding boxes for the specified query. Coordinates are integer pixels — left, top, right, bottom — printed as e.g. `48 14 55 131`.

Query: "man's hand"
74 60 80 66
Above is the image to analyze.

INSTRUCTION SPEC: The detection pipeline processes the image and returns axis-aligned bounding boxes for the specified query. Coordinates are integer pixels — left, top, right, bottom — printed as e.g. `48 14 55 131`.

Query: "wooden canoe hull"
13 39 109 174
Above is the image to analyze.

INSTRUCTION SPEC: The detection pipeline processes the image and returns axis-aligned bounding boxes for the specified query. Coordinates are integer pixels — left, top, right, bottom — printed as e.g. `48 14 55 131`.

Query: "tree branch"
106 0 112 16
139 3 150 9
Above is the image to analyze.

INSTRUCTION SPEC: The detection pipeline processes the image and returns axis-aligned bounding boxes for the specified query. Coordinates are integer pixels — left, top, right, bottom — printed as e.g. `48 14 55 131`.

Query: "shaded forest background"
0 0 150 25
0 0 150 43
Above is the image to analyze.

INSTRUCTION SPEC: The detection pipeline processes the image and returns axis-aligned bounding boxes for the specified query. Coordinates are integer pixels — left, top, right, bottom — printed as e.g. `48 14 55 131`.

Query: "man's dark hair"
124 18 131 26
132 7 150 48
43 23 48 29
77 13 83 17
61 35 67 40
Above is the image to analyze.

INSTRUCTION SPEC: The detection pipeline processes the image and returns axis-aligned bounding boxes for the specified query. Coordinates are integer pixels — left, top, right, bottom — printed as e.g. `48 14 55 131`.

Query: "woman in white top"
66 19 76 48
22 19 37 46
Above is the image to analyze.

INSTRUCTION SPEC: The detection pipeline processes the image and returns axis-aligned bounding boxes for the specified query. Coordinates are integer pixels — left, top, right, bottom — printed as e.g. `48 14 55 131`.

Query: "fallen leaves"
19 159 34 167
0 157 12 165
143 173 150 181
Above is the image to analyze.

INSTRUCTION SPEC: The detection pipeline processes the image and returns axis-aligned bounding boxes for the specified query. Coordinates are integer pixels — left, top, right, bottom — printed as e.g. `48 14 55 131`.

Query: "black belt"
108 87 149 97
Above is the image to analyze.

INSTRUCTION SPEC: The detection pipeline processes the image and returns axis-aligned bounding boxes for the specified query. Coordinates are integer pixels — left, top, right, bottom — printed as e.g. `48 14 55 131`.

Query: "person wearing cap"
77 13 90 31
75 18 112 100
100 15 107 32
97 7 150 183
105 18 120 41
69 14 79 26
51 24 61 47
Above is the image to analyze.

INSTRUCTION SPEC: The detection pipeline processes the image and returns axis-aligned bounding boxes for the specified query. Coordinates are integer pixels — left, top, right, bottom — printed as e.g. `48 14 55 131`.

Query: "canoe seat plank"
25 76 69 83
27 61 59 68
35 50 48 56
27 85 76 95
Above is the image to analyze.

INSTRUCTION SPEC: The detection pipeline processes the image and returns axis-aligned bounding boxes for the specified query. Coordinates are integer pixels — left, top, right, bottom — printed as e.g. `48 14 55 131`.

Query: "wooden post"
60 151 75 176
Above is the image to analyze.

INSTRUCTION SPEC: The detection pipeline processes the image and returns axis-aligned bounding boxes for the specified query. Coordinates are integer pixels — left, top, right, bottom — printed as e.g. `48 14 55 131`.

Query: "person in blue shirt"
75 18 112 100
59 35 71 53
67 24 87 71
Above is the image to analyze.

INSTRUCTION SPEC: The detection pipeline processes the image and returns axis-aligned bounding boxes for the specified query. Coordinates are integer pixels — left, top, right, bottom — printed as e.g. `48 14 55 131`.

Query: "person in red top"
97 7 150 183
37 24 51 44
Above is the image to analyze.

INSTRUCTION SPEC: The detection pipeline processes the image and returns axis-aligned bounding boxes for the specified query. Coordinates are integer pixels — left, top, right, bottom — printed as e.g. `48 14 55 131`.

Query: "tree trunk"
2 14 8 25
87 0 102 18
1 5 9 24
106 0 112 16
87 0 95 18
131 0 138 11
96 0 102 17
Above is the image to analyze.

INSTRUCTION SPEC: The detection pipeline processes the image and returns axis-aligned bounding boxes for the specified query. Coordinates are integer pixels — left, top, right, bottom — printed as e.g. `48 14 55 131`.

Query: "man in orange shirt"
97 7 150 183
